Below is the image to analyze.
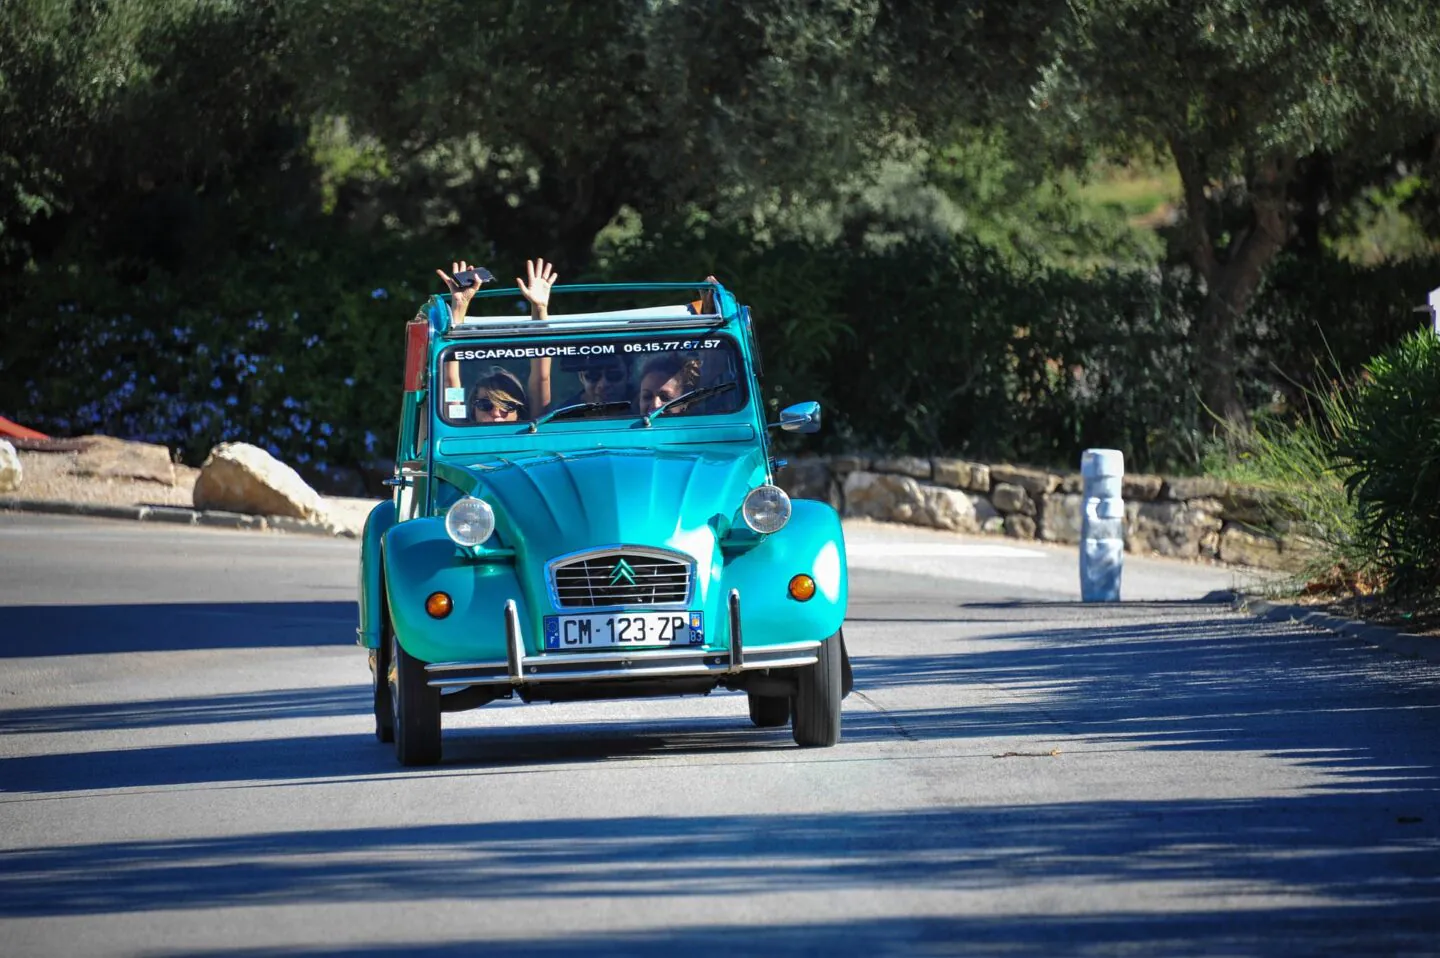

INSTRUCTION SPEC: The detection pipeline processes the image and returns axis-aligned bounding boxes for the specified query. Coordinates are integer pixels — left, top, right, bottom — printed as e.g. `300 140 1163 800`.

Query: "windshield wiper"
642 381 737 427
528 400 633 433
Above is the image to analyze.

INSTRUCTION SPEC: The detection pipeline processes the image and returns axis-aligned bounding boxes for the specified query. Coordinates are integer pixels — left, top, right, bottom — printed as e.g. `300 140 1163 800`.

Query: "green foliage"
1335 332 1440 597
598 221 1203 470
1204 387 1364 582
930 132 1166 270
1240 253 1440 411
0 223 457 478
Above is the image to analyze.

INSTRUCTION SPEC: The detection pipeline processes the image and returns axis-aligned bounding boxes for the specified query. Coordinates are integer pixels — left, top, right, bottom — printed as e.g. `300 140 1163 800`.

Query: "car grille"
550 550 691 608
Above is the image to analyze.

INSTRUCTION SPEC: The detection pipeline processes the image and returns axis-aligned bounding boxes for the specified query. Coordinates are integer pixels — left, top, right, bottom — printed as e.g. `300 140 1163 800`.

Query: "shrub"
1204 382 1366 586
0 224 454 481
1335 330 1440 597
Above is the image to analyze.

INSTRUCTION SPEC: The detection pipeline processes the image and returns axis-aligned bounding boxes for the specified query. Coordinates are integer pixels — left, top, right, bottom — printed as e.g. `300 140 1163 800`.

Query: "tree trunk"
1170 140 1295 428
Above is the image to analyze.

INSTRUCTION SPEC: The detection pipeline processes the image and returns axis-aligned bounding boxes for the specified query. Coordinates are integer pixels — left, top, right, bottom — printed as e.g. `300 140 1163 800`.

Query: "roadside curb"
0 496 356 539
1235 595 1440 664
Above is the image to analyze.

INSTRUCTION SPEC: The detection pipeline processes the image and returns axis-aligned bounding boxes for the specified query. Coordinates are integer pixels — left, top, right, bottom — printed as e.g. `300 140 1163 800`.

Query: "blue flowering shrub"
0 236 443 488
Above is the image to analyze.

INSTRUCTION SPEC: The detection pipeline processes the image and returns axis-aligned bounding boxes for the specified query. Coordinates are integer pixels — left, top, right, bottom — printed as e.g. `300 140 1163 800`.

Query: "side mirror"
772 401 821 434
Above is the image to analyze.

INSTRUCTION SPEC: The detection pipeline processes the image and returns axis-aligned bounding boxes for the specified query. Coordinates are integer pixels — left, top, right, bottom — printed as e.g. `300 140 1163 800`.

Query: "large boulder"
0 440 21 493
933 458 991 493
1038 493 1084 544
872 456 932 480
988 464 1060 498
1126 500 1223 558
68 435 175 485
991 482 1035 516
193 443 325 520
842 471 979 533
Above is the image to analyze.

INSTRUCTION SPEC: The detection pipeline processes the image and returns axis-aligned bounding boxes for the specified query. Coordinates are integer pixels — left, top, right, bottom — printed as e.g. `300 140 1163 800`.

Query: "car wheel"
388 624 442 766
792 631 842 747
372 644 394 743
747 692 791 728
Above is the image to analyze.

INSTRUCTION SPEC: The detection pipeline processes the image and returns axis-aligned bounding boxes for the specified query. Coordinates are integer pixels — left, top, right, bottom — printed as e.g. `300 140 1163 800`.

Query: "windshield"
438 333 746 427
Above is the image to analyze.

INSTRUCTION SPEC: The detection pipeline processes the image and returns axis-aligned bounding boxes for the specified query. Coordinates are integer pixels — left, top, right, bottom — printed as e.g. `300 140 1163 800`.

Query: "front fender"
356 499 396 649
720 499 847 647
382 516 531 665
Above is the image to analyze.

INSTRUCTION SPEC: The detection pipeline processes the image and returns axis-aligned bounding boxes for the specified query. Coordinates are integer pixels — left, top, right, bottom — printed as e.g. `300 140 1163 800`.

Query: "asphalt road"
2 513 1438 957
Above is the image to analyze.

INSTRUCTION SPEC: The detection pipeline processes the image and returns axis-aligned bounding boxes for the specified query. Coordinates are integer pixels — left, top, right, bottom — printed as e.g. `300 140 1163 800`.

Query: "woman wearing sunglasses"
468 367 529 424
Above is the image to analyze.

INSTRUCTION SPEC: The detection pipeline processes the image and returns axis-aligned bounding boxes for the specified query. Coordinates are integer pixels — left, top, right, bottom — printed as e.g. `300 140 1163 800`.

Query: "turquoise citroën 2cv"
357 279 851 765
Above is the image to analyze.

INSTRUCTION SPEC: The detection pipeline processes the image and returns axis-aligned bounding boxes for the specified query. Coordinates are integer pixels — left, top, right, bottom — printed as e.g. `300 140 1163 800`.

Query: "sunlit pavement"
1 513 1437 957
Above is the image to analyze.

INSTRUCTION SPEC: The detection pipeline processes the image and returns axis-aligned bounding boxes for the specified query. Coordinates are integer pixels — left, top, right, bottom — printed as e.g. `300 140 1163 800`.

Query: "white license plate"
543 611 704 650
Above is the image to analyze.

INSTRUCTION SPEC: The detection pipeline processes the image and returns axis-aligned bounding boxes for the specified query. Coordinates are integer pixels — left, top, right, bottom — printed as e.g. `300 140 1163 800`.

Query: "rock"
1126 500 1222 558
1004 514 1037 539
1219 525 1289 569
1038 493 1084 544
193 442 326 520
981 516 1006 535
829 455 869 476
1220 484 1280 525
988 465 1060 497
971 494 1000 526
842 471 978 533
920 485 979 533
1121 474 1164 501
933 458 991 492
872 456 931 480
0 440 21 493
1163 476 1228 501
1058 474 1084 494
991 482 1035 516
67 435 175 485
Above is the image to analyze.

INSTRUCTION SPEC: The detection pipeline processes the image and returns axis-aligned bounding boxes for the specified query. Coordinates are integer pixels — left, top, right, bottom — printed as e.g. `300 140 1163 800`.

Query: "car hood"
470 447 768 560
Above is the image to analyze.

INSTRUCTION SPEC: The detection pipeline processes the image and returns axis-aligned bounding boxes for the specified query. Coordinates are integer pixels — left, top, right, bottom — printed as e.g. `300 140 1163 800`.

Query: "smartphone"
452 266 495 289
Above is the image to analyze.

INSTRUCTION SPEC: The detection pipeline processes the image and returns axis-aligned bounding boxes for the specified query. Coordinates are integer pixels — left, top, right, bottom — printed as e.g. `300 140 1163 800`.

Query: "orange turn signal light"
788 574 816 602
425 592 454 619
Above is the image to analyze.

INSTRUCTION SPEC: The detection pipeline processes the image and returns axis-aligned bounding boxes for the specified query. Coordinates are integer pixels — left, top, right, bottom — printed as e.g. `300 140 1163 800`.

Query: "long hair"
468 366 528 418
639 353 702 393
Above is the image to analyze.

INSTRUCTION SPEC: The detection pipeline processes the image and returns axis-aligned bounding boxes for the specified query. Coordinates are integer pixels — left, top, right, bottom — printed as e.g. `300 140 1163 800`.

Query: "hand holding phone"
452 266 495 289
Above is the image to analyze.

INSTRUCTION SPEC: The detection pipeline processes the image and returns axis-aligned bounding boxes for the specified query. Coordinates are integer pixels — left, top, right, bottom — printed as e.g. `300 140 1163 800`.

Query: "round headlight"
742 484 791 534
445 497 495 546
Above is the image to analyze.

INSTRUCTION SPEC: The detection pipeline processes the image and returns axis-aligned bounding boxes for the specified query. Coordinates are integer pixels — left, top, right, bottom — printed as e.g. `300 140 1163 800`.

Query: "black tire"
388 624 442 766
372 644 394 743
792 631 843 747
747 692 791 728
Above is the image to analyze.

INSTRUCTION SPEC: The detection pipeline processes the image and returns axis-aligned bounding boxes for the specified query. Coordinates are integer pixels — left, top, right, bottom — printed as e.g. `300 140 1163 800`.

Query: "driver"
544 355 634 414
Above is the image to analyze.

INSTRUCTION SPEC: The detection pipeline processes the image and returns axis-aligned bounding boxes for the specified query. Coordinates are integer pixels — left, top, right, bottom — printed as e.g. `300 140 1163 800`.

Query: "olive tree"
1027 0 1440 422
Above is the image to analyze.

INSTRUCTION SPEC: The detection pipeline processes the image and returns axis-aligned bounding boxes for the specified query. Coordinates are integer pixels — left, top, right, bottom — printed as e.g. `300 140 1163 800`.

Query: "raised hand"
517 258 559 320
699 274 719 314
435 259 487 320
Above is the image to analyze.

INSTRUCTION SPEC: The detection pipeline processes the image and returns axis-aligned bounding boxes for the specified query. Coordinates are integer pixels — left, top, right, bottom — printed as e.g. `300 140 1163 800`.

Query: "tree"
287 0 1033 271
1026 0 1440 423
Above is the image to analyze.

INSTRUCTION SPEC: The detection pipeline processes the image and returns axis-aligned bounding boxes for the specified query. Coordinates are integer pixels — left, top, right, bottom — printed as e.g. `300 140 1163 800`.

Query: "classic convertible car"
357 279 850 765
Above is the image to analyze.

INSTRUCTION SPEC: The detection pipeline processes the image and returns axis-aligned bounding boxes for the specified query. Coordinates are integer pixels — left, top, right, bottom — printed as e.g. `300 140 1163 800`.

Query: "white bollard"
1080 448 1125 602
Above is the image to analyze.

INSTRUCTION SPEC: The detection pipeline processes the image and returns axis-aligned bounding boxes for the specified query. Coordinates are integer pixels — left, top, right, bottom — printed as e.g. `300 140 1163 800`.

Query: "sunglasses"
473 397 520 414
579 367 627 384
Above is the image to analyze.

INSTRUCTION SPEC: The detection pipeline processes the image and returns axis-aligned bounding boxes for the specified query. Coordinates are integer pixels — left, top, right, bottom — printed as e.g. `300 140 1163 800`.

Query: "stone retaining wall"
776 455 1312 572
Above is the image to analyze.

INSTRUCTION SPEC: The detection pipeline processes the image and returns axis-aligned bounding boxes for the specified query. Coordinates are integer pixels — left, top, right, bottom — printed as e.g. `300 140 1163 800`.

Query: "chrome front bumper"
424 590 820 688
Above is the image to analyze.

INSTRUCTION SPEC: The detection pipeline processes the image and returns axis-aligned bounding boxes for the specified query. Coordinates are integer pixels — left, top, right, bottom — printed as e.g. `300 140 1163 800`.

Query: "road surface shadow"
136 906 1439 958
2 801 1436 954
0 601 358 656
0 686 367 735
4 605 1440 796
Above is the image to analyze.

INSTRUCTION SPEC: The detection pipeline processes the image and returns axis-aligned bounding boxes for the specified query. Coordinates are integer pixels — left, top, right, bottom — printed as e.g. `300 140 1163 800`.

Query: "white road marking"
845 542 1047 559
